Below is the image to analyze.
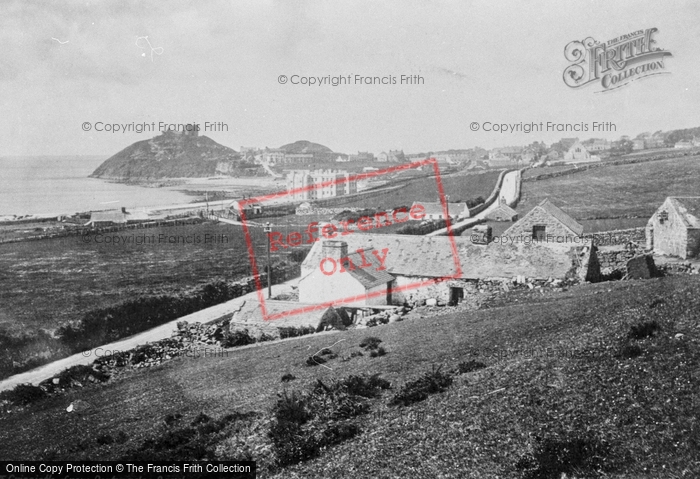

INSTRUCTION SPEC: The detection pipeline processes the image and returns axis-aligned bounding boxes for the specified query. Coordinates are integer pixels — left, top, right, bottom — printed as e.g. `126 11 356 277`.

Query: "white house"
413 202 470 220
298 240 395 306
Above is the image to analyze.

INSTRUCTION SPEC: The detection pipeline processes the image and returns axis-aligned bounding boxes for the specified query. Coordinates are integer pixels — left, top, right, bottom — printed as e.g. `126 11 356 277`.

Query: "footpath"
0 279 299 392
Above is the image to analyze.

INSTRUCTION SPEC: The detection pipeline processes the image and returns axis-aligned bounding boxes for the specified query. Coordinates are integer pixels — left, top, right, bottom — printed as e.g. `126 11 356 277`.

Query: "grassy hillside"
2 275 698 478
349 170 501 209
519 155 700 230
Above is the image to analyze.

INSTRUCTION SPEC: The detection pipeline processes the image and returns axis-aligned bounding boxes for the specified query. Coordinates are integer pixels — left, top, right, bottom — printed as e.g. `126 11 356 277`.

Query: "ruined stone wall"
652 204 689 258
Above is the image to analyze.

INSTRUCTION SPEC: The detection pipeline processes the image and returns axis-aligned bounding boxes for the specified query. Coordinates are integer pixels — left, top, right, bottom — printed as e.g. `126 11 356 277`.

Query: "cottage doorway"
448 287 464 306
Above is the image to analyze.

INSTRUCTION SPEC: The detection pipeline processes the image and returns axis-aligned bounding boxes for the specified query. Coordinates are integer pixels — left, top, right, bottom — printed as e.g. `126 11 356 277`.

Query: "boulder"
425 298 437 306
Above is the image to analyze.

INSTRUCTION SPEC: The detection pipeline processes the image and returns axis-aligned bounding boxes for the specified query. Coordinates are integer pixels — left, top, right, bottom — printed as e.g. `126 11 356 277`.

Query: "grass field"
345 170 501 209
2 275 698 478
518 155 700 231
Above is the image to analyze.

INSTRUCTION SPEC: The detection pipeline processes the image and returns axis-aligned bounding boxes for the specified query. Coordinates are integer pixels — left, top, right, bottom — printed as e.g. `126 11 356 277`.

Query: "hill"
90 130 243 179
278 140 334 156
1 275 698 477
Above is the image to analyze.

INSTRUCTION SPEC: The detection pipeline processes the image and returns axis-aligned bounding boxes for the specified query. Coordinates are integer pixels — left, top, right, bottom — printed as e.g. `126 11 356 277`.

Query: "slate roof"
536 199 584 236
669 197 700 228
486 203 518 220
416 202 467 217
344 248 396 288
302 234 584 280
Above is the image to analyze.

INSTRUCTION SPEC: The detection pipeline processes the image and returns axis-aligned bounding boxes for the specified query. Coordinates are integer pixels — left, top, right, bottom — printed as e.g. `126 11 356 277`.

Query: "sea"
0 156 194 217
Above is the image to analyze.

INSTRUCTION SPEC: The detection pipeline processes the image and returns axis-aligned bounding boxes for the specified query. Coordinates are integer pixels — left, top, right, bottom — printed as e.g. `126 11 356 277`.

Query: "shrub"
457 360 487 374
191 412 211 425
56 364 109 384
306 355 326 367
514 434 615 479
95 434 114 446
274 390 311 425
0 383 46 406
281 373 297 382
340 374 391 398
279 326 316 339
627 320 660 340
222 329 256 348
359 337 382 350
369 346 387 358
390 365 454 406
163 413 183 426
269 420 319 466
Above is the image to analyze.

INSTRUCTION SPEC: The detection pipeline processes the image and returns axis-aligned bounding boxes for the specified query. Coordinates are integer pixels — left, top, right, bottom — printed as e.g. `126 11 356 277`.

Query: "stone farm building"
502 198 583 242
646 197 700 259
299 233 599 307
485 198 519 222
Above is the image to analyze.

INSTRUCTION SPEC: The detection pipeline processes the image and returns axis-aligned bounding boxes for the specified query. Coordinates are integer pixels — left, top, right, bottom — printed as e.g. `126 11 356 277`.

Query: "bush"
95 434 114 446
514 434 615 479
191 412 211 425
281 373 297 382
306 355 326 367
0 383 46 406
390 365 454 406
359 337 382 350
628 320 660 340
163 413 183 426
279 326 316 339
274 391 311 425
340 374 391 398
222 329 256 348
369 346 387 358
457 360 487 374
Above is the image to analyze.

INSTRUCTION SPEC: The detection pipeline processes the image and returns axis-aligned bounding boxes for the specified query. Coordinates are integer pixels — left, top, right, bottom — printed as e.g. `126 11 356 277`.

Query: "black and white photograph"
1 1 699 478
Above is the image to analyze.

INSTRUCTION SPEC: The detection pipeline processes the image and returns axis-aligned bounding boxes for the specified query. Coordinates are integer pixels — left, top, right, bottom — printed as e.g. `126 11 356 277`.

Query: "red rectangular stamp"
238 158 462 321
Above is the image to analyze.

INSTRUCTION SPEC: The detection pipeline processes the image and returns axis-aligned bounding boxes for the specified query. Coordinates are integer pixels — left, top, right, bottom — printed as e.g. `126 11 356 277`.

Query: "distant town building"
377 150 405 162
286 169 357 201
563 141 600 164
583 138 611 152
414 202 470 221
348 151 375 162
675 140 694 149
646 197 700 259
632 139 645 151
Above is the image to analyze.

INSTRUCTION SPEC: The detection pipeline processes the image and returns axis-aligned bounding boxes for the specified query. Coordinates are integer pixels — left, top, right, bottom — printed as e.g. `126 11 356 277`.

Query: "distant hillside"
279 140 334 157
90 130 243 179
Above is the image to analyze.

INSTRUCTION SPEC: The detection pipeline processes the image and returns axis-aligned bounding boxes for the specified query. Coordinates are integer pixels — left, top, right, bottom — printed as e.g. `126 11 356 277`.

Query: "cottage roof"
535 199 584 236
303 234 585 280
415 202 466 217
486 203 518 219
344 248 396 288
668 197 700 228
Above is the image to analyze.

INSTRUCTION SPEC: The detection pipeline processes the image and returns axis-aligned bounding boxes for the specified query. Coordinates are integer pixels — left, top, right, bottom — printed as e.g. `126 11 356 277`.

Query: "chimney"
121 207 127 214
322 240 348 260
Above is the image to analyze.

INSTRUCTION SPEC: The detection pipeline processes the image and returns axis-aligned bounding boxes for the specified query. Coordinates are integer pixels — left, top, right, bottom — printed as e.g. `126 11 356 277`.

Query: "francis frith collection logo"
563 28 672 92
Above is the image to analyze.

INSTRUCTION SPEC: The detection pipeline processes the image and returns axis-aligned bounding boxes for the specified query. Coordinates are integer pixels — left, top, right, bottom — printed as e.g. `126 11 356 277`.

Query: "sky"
1 0 698 156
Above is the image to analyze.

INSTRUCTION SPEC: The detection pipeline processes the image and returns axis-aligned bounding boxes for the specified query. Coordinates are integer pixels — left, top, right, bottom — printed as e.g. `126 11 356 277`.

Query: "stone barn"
502 198 583 242
299 234 599 307
485 198 518 222
646 197 700 259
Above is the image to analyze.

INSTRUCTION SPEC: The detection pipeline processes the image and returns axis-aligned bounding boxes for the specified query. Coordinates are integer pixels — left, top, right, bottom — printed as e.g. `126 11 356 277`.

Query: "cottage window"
658 210 668 224
532 225 546 241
